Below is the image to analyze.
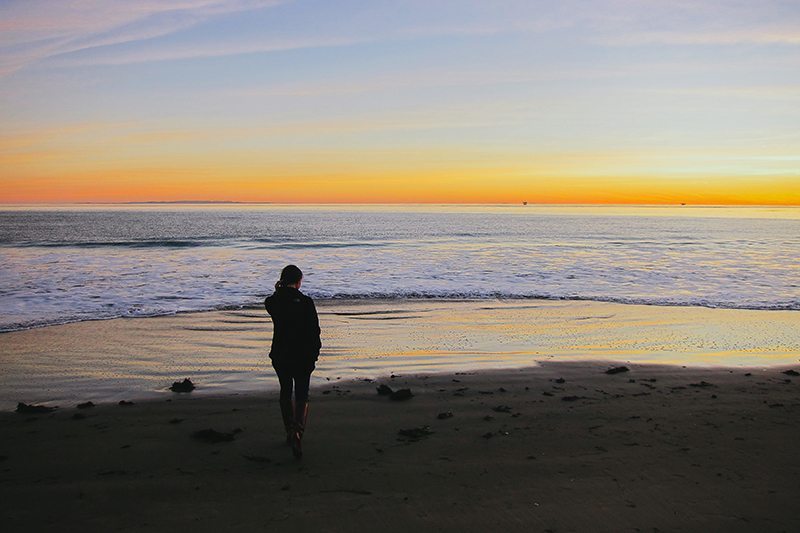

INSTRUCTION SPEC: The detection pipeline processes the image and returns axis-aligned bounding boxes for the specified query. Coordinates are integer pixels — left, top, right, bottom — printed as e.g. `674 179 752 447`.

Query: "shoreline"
3 295 799 334
2 298 799 411
2 361 798 531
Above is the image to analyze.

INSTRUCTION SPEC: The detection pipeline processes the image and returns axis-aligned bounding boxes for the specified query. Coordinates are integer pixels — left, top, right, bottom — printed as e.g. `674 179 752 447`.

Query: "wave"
0 238 393 250
253 241 390 250
1 293 797 333
3 239 211 248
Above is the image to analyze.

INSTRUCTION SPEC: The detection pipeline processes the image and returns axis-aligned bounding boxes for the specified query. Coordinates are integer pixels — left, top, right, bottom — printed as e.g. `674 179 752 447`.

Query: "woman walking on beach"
264 265 322 458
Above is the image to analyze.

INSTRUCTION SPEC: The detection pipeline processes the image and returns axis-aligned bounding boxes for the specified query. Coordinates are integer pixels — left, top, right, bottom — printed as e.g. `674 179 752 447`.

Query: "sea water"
1 204 798 332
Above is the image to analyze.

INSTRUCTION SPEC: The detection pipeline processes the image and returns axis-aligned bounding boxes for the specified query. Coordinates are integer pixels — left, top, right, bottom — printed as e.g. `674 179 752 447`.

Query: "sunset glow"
1 1 798 204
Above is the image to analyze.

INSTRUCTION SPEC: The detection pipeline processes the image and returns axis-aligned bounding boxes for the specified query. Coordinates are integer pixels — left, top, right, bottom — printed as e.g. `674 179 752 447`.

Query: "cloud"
50 35 365 67
0 0 284 75
2 0 799 77
598 27 800 46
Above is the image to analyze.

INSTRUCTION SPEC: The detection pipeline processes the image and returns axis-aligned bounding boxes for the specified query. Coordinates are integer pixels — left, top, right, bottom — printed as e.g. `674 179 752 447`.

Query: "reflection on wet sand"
1 299 798 409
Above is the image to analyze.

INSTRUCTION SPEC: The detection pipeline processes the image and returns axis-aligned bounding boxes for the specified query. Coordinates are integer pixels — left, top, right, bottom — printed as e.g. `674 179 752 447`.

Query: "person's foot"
291 430 302 459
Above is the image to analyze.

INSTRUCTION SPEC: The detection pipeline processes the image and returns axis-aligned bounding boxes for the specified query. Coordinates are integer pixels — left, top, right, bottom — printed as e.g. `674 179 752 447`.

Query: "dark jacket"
264 286 321 371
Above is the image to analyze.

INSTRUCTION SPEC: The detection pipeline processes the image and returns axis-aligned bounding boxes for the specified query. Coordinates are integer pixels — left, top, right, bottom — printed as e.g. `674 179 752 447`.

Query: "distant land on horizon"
120 200 250 205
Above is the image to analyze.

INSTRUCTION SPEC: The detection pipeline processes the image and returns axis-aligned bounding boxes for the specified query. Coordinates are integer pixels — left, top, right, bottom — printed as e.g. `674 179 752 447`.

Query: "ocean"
1 204 798 332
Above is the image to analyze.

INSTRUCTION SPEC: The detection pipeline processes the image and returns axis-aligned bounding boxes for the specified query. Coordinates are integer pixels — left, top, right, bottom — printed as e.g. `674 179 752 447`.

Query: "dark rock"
782 370 799 377
77 401 95 409
744 373 752 377
15 402 56 414
72 413 86 420
170 378 195 393
437 411 454 420
483 415 495 421
605 366 630 375
689 381 714 388
542 391 554 397
192 428 236 443
376 384 393 395
390 388 413 401
498 387 508 393
118 400 134 406
554 378 566 384
562 395 585 402
482 432 494 439
397 426 433 441
492 405 512 413
169 418 185 424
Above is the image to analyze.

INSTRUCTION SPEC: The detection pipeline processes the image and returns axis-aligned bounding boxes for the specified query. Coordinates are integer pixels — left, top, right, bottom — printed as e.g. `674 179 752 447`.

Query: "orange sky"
1 1 799 204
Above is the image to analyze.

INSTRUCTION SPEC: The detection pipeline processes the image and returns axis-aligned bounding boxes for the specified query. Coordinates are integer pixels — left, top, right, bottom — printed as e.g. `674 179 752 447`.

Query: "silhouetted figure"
264 265 321 458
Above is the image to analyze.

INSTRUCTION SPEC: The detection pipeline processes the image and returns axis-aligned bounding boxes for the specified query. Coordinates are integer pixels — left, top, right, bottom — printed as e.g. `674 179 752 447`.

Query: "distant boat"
522 201 528 205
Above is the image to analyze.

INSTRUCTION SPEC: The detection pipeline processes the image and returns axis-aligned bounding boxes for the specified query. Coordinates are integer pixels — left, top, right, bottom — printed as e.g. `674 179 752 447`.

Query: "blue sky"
1 0 799 203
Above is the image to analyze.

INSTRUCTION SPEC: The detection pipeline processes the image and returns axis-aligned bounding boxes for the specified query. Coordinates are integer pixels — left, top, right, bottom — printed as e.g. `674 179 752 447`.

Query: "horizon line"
1 201 799 207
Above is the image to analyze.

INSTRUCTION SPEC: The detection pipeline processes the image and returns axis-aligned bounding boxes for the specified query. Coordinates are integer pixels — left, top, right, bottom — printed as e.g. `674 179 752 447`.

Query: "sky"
0 0 798 204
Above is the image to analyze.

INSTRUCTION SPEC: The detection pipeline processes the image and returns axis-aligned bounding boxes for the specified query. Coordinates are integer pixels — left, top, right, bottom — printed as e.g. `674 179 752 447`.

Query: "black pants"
275 366 312 404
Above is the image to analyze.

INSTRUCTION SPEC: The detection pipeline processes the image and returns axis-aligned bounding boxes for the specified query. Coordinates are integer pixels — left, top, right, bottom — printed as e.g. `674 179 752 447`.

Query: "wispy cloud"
0 0 284 75
599 27 800 46
51 35 365 67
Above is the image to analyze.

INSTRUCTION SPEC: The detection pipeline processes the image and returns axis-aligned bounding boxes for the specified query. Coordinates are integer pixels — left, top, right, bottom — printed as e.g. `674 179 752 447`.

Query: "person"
264 264 321 458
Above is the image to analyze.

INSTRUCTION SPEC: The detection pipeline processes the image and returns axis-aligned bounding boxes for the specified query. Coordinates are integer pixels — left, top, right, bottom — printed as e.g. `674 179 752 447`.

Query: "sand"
2 361 799 532
3 298 800 410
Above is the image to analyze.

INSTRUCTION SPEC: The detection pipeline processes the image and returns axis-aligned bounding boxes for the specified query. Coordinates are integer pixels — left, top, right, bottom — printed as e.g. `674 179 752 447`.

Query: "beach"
2 299 799 409
2 361 799 532
2 300 800 531
2 206 799 531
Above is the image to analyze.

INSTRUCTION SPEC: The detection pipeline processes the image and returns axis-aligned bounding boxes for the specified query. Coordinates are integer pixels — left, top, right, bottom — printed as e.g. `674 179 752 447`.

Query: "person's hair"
279 264 303 286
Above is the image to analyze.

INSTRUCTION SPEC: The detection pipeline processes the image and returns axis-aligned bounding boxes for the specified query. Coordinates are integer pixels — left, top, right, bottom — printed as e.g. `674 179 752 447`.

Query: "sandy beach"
2 360 799 532
3 299 799 410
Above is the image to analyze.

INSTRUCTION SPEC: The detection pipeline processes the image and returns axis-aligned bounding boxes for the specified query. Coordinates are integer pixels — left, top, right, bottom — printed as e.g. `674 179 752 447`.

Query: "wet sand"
2 299 799 409
2 361 799 532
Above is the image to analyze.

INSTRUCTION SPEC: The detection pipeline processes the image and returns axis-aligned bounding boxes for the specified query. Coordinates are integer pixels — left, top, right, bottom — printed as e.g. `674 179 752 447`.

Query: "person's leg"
275 367 294 442
290 369 312 458
294 371 311 405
